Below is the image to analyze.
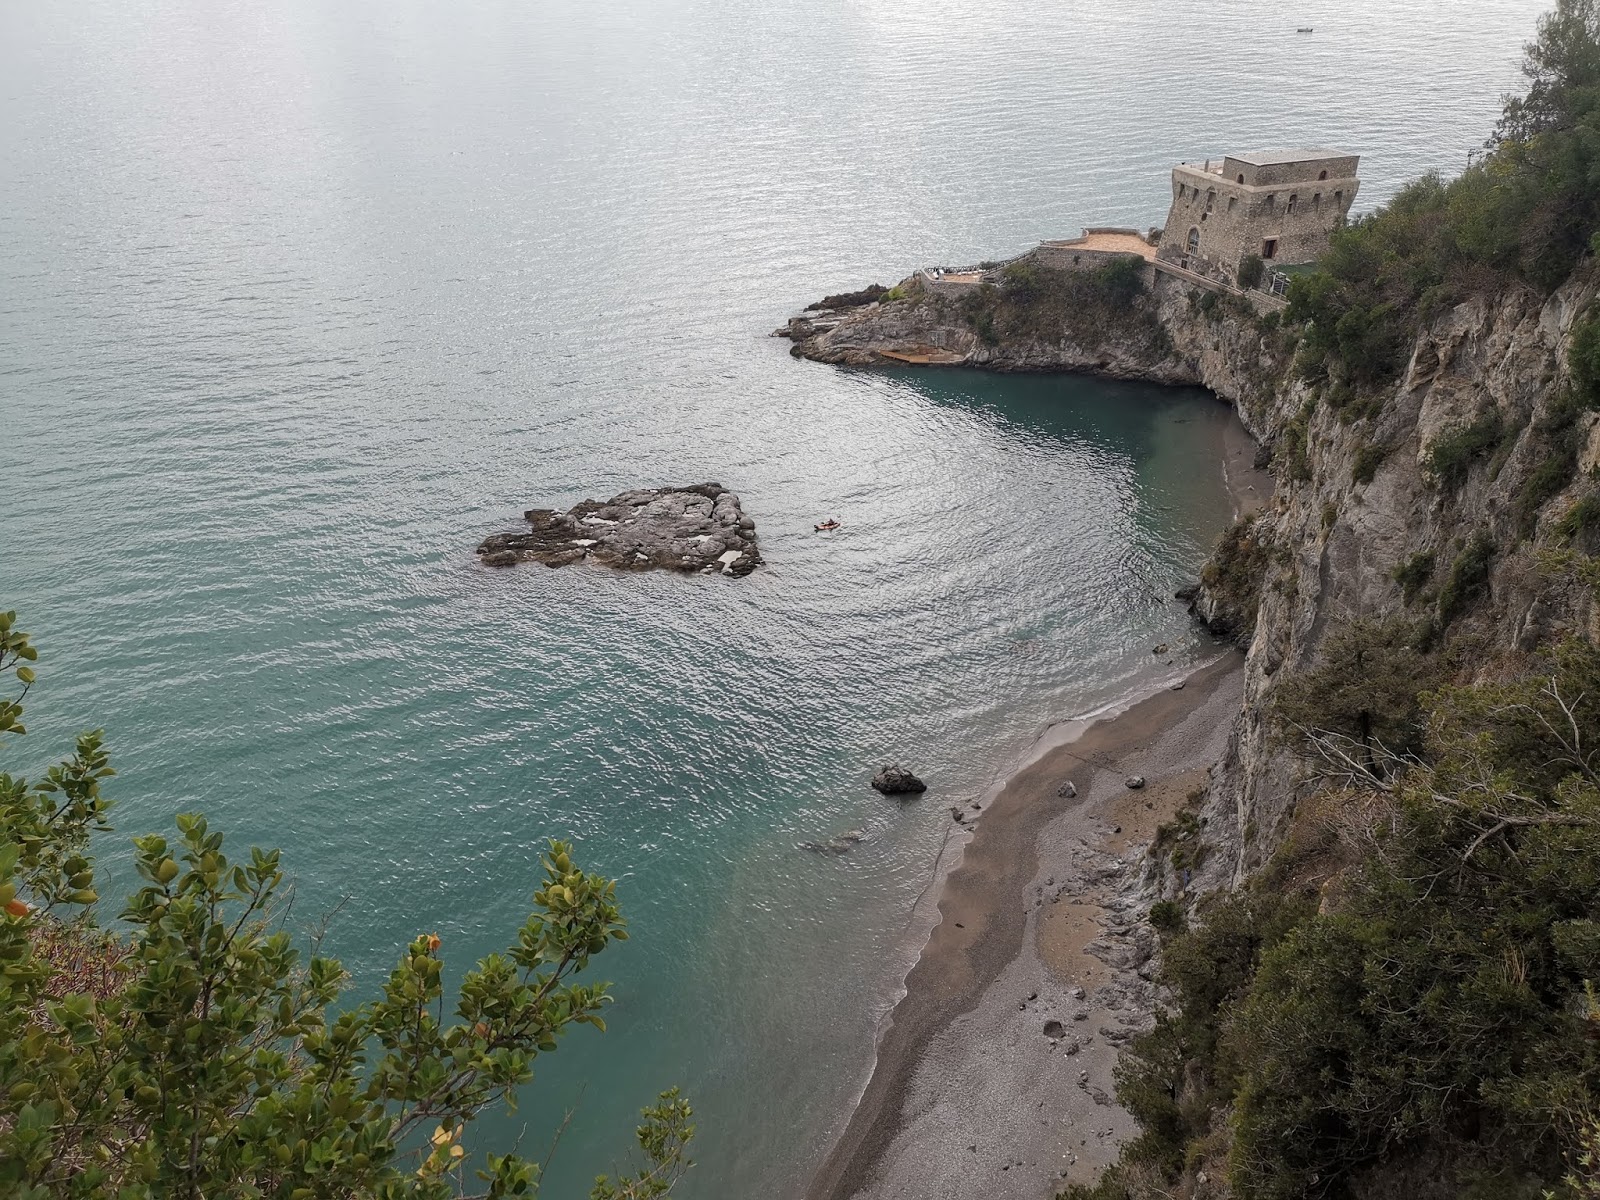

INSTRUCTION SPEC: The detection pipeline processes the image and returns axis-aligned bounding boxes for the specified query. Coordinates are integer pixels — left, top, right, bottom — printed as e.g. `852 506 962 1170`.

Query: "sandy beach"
804 411 1264 1200
804 656 1243 1200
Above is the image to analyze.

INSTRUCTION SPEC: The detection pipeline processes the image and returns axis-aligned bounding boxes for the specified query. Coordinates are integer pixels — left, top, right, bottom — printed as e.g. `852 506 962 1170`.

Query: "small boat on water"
815 518 841 532
1297 26 1314 32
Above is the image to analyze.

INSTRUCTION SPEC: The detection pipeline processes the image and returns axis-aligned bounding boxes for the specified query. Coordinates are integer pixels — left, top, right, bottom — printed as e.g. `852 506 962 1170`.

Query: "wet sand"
805 654 1244 1200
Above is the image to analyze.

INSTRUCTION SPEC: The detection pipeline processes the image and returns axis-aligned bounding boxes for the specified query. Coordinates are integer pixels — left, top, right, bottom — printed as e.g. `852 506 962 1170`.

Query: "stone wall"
1158 153 1360 280
1033 244 1155 283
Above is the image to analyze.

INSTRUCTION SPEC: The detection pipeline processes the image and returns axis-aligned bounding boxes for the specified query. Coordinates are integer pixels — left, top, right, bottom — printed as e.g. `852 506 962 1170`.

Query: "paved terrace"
1039 230 1157 260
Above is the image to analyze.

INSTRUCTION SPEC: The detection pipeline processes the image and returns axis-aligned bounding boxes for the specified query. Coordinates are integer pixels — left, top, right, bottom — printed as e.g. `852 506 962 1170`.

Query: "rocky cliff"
788 261 1600 888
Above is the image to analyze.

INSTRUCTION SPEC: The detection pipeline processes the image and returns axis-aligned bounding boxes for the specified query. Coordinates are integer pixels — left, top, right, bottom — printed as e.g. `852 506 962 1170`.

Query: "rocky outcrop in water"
871 764 927 795
477 483 761 577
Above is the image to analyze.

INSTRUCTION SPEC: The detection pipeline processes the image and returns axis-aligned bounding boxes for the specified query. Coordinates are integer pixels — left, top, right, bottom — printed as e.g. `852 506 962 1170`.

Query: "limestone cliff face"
791 265 1600 884
1188 270 1600 887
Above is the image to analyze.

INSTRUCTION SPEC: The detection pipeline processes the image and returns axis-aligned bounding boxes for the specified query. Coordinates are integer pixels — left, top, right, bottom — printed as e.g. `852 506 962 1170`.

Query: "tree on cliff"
1289 0 1600 385
0 609 693 1199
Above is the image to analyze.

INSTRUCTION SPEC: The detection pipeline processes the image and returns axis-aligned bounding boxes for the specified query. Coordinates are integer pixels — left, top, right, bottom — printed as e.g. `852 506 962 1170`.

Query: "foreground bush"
0 610 692 1200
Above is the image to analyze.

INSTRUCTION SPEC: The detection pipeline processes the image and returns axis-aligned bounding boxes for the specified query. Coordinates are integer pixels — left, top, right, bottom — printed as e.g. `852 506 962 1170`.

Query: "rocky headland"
476 483 761 577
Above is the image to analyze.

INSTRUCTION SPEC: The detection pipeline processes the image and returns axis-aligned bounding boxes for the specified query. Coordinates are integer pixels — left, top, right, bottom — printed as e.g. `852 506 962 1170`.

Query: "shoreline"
802 412 1266 1200
804 653 1245 1200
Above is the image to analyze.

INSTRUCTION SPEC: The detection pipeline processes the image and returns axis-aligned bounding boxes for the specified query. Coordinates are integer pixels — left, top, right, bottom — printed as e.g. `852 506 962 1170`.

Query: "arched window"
1313 192 1322 208
1287 193 1298 214
1265 193 1276 211
1187 227 1201 253
1318 169 1328 180
1236 173 1245 184
1206 189 1216 211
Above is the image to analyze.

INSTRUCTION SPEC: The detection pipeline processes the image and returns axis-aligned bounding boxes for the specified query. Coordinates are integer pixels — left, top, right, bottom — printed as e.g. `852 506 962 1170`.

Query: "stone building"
1157 149 1360 284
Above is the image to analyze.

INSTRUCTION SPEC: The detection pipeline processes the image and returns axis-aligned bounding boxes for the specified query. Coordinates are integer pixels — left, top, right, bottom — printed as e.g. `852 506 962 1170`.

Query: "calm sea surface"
1 0 1540 1194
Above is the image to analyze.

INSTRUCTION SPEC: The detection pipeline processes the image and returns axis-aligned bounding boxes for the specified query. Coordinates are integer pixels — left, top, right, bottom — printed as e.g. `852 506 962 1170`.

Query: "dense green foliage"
1437 530 1497 626
1286 0 1600 388
1071 633 1600 1200
953 254 1159 349
1197 516 1270 641
1424 411 1507 491
1271 618 1444 766
0 612 693 1199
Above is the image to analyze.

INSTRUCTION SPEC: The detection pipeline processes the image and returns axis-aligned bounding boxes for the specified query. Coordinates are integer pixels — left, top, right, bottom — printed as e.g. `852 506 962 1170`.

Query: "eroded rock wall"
791 264 1600 884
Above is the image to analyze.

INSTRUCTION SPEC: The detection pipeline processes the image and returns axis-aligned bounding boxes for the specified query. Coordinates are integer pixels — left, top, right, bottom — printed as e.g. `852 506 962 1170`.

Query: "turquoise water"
1 0 1541 1195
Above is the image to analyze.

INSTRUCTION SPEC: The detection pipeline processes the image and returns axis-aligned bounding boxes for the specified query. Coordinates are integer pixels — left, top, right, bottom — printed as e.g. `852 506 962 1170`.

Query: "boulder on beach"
871 764 927 795
475 483 761 577
1125 775 1146 790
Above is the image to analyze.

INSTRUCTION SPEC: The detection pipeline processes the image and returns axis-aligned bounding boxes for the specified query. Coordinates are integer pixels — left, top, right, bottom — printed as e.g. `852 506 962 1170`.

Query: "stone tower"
1157 149 1360 285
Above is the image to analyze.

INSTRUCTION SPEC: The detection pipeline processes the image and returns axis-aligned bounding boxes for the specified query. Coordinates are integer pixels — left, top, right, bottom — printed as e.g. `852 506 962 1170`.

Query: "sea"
0 0 1542 1195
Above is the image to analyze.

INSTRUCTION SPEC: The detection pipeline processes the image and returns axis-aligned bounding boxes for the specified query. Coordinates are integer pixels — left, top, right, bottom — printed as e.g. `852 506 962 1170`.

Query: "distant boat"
1297 26 1314 32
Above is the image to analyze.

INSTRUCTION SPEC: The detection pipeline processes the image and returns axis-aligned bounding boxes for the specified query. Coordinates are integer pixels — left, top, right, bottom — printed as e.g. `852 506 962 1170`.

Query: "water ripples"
1 0 1548 1194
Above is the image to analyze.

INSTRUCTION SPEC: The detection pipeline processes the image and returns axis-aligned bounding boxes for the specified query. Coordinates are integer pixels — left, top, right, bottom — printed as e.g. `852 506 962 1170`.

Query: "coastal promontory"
477 483 761 576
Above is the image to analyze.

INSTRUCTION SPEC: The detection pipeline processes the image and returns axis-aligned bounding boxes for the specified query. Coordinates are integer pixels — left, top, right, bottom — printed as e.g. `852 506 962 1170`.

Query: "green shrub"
0 613 695 1200
1094 254 1148 307
1556 492 1600 542
1393 550 1436 604
1237 254 1265 290
1149 899 1186 934
1424 411 1506 490
1437 530 1496 625
1279 404 1314 483
1351 440 1388 484
1199 516 1271 640
1514 446 1578 536
1572 305 1600 407
1272 617 1445 765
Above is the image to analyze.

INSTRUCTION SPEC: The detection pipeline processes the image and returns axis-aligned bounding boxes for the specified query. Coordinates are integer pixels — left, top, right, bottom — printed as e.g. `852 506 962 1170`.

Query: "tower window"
1313 192 1322 207
1287 193 1298 214
1206 189 1216 211
1236 173 1245 184
1262 238 1278 259
1228 196 1237 212
1318 169 1328 180
1335 190 1344 206
1188 227 1201 253
1265 193 1276 211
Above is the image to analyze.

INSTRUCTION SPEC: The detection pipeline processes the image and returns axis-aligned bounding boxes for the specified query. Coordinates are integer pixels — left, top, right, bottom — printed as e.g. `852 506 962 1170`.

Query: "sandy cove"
803 655 1243 1200
803 409 1267 1200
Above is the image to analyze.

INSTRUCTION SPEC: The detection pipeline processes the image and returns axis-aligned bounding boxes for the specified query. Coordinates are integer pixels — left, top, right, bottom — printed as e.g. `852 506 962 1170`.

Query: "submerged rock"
797 828 869 855
872 764 927 795
476 483 761 577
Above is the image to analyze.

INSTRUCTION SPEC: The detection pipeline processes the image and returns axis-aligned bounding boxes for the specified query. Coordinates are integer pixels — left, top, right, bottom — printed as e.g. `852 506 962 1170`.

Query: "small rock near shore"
871 764 927 795
1125 775 1146 790
1057 780 1077 798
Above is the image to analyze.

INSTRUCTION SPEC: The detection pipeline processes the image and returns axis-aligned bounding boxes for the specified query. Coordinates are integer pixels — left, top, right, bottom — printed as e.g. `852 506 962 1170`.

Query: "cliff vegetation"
1067 2 1600 1197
